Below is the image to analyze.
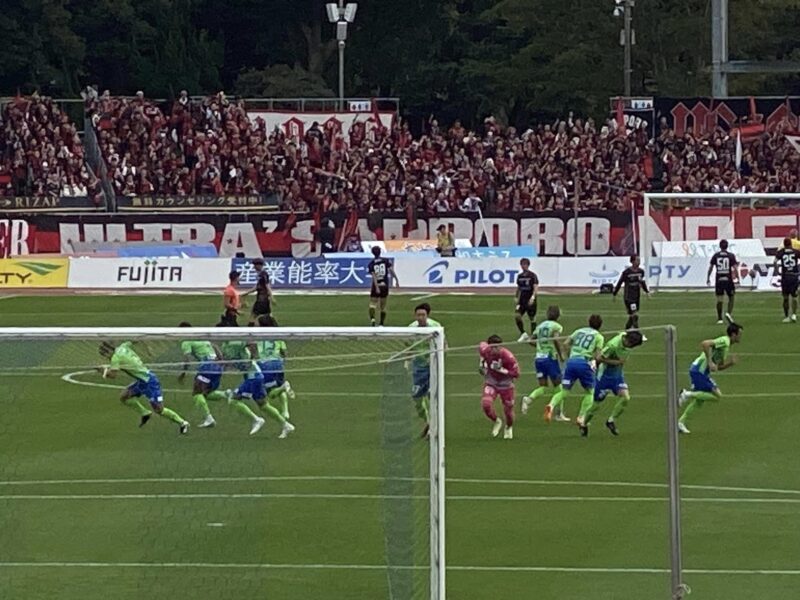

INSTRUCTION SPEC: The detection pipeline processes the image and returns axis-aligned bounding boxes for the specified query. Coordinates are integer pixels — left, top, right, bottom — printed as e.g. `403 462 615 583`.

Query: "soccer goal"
642 193 800 290
0 326 445 600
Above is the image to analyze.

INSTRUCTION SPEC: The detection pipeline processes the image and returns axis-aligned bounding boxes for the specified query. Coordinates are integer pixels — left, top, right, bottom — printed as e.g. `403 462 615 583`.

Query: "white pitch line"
410 293 440 301
0 562 798 576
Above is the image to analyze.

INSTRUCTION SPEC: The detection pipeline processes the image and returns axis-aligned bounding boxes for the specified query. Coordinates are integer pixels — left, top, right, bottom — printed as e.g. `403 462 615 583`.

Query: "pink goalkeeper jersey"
478 342 520 389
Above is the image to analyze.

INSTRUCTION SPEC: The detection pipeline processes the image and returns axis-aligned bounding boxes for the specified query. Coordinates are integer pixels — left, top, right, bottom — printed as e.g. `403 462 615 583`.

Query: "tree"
234 65 335 97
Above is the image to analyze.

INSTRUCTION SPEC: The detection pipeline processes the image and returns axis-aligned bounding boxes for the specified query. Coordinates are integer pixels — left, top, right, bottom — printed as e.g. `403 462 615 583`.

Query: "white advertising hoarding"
68 258 231 289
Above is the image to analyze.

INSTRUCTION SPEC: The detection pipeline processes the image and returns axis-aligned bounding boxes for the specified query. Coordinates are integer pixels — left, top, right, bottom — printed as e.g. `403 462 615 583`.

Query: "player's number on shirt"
539 326 550 339
573 332 595 350
781 254 797 270
716 257 730 272
373 264 387 278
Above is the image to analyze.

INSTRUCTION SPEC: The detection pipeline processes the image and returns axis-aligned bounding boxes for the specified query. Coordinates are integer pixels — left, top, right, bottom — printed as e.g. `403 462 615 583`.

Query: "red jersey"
478 343 519 389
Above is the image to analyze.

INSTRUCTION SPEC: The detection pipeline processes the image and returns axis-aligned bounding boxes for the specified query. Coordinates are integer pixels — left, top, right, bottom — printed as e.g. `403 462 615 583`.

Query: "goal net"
642 193 800 290
0 326 445 600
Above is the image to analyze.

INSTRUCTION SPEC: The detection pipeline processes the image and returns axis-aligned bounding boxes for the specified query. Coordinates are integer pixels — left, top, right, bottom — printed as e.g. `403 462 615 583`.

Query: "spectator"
435 224 456 257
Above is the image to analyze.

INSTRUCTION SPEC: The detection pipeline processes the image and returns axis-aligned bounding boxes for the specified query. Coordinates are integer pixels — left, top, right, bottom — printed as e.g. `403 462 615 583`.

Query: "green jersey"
221 341 261 379
180 340 217 361
256 340 287 361
534 320 563 359
598 333 630 378
110 342 150 382
568 327 604 360
692 335 731 372
407 318 442 368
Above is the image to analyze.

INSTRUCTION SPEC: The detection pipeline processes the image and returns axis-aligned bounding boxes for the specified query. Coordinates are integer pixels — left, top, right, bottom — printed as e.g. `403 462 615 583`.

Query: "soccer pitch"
0 291 798 600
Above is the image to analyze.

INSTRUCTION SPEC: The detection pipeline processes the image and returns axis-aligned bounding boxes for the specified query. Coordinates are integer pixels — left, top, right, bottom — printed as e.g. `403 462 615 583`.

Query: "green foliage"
234 65 335 98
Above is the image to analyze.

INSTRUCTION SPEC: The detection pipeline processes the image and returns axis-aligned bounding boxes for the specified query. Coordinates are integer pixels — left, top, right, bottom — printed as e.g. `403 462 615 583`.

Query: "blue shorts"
562 358 596 391
236 375 266 402
594 373 628 401
196 360 223 391
412 367 430 399
128 373 164 408
258 359 286 390
535 357 562 382
689 365 717 393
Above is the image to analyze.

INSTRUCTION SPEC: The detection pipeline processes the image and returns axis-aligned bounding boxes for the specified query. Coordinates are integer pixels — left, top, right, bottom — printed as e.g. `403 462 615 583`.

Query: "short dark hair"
784 237 793 248
727 322 743 336
487 334 503 345
546 305 560 321
371 246 381 258
625 330 644 347
719 239 729 250
229 270 240 281
588 314 603 330
253 257 264 266
258 315 279 327
520 258 531 267
415 303 431 314
630 255 639 263
178 321 191 327
436 224 447 232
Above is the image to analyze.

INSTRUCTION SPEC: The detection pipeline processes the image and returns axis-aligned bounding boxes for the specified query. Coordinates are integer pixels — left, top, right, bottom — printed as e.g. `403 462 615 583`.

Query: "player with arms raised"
478 335 520 439
177 322 226 428
514 258 539 342
244 258 274 324
707 240 739 323
521 305 566 419
99 341 189 434
544 315 604 425
677 321 743 434
368 246 399 326
774 237 800 323
613 255 650 329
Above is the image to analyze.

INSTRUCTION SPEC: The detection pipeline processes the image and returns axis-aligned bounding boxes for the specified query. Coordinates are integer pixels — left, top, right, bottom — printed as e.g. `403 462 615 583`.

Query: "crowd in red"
2 92 799 207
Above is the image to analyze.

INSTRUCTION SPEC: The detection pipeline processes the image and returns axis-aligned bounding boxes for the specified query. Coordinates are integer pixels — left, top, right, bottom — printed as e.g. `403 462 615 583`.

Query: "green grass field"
0 290 798 600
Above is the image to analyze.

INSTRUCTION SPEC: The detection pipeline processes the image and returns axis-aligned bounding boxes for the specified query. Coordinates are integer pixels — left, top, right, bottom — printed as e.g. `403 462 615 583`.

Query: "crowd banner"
68 258 231 289
0 196 99 213
116 194 280 213
246 109 395 139
231 257 373 289
0 258 69 288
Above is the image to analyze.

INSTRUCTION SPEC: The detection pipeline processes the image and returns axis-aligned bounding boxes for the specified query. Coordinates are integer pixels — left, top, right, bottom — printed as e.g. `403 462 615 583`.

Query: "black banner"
116 194 280 212
0 196 100 213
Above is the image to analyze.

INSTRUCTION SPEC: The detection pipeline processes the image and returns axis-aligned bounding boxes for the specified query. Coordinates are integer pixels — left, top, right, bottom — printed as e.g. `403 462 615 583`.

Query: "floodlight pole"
623 0 633 96
328 0 357 110
338 39 345 108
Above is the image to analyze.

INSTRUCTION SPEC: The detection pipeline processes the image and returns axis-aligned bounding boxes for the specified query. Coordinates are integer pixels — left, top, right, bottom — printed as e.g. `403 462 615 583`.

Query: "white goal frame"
0 326 447 600
642 192 800 273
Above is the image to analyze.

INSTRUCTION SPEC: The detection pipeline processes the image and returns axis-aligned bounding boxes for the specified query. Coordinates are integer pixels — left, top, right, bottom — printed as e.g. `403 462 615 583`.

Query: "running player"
245 258 274 324
367 246 399 326
544 315 604 425
577 329 645 437
177 322 226 428
407 303 442 437
774 237 800 323
222 270 243 326
99 341 189 434
478 335 520 439
521 305 566 419
255 314 295 421
677 321 743 434
613 255 650 329
707 240 739 324
514 258 539 342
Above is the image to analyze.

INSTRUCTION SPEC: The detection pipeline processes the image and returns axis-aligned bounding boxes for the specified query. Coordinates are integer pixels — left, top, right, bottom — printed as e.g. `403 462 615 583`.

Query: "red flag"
282 210 297 239
337 209 360 250
405 199 418 233
371 98 386 134
615 98 625 132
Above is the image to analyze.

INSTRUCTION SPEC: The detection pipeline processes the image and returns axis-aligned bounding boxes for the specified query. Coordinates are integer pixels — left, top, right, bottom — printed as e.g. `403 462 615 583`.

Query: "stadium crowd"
2 92 799 208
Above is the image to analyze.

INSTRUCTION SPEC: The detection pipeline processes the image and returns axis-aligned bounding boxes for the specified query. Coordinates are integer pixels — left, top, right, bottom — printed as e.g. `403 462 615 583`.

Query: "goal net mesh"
0 328 444 600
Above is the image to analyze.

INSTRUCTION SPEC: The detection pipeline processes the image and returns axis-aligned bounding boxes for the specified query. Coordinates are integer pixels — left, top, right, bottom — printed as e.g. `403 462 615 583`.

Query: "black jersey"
614 267 648 301
516 270 539 298
255 269 270 301
710 251 738 282
775 247 800 279
368 257 393 286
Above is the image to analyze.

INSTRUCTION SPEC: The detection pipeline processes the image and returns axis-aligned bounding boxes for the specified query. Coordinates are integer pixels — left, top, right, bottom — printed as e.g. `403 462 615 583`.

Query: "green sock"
610 396 629 421
207 391 227 402
679 399 702 424
233 400 258 422
578 392 595 420
530 387 547 400
160 407 185 424
584 400 602 425
193 393 210 418
414 396 430 421
549 389 567 412
124 397 151 416
691 391 719 403
258 401 286 424
279 390 289 415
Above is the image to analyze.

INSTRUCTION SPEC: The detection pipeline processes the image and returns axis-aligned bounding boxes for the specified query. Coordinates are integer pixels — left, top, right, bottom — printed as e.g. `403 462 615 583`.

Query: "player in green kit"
677 321 743 434
577 330 645 437
219 338 269 436
255 315 296 422
544 315 604 424
177 322 227 428
406 303 442 438
521 305 567 420
99 341 189 434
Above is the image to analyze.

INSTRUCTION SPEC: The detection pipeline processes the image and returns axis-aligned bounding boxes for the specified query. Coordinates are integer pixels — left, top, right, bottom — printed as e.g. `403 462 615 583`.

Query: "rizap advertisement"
0 258 69 288
68 258 231 289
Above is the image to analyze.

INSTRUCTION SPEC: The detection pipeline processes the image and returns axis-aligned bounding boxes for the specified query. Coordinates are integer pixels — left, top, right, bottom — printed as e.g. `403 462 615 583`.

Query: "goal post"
0 326 446 600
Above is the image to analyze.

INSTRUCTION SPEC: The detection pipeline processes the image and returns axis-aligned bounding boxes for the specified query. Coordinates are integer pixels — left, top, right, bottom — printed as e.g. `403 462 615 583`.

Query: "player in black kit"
368 246 399 326
774 237 800 323
244 258 273 325
707 240 739 323
613 255 650 329
514 258 539 342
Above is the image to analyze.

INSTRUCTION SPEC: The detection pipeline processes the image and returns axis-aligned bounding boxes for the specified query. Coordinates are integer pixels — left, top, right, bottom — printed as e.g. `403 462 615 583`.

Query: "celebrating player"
707 240 739 324
478 335 520 439
177 322 226 428
774 237 800 323
368 246 399 326
407 303 442 437
244 258 274 324
98 341 189 434
514 258 539 342
577 329 645 437
677 321 743 434
544 314 604 424
613 255 650 329
521 305 566 419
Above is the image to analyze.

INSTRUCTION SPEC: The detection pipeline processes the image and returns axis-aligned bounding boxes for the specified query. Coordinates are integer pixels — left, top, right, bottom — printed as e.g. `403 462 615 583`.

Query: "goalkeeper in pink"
478 335 520 440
